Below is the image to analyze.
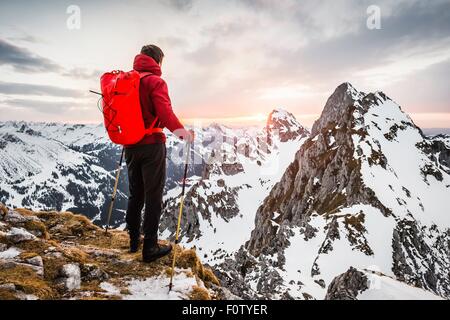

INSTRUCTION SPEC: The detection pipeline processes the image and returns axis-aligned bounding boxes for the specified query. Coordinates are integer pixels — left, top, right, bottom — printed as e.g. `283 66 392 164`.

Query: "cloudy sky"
0 0 449 128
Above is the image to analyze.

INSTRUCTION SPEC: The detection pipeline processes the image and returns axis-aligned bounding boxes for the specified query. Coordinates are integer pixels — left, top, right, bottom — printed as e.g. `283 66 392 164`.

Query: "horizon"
2 108 450 133
1 1 450 128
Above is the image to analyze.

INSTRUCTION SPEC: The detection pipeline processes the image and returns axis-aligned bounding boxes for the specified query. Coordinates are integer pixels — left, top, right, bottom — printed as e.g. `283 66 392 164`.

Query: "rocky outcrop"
417 134 450 174
325 267 369 300
0 203 220 300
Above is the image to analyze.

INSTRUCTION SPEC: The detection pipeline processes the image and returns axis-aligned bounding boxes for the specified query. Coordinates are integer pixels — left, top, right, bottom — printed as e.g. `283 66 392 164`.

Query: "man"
125 44 193 263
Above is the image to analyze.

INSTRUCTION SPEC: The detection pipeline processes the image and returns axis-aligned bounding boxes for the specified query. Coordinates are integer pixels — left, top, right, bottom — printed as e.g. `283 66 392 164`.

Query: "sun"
254 113 266 122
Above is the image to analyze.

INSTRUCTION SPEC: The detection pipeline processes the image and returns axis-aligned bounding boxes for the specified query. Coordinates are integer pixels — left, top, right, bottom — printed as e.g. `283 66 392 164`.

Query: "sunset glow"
0 1 449 129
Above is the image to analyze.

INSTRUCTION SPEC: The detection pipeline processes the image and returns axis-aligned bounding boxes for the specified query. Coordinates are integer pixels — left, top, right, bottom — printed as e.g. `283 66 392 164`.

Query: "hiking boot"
129 233 141 253
142 240 172 263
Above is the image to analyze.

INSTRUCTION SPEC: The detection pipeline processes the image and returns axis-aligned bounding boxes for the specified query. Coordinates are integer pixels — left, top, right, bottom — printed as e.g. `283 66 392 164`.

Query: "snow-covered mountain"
0 109 308 234
0 122 119 222
160 109 309 265
215 83 450 300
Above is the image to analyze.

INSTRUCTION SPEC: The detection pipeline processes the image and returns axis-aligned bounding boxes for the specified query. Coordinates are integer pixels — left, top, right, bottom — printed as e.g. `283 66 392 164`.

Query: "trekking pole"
169 141 191 292
105 148 125 234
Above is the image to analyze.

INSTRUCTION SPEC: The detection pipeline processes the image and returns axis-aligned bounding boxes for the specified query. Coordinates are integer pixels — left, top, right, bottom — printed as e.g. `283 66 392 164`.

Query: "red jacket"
130 54 185 146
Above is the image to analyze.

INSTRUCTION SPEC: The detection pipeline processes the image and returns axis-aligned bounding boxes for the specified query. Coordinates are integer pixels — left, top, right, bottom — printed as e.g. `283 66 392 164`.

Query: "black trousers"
124 143 166 246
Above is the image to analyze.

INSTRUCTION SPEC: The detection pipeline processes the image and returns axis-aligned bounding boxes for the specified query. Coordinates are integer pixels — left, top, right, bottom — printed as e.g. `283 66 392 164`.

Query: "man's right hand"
178 129 195 143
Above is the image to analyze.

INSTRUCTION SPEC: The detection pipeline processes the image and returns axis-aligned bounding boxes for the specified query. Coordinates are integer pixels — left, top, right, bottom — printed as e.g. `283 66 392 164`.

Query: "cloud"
1 98 89 114
257 0 450 89
7 34 41 44
387 58 450 113
0 38 100 80
0 38 61 73
202 18 257 38
164 0 194 11
0 81 83 97
1 0 449 125
185 40 231 67
155 36 188 49
62 67 103 80
166 0 450 120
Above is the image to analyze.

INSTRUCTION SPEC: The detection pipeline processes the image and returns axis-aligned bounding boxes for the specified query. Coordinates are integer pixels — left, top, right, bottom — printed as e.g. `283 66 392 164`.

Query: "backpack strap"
139 71 153 79
145 117 163 135
138 72 163 135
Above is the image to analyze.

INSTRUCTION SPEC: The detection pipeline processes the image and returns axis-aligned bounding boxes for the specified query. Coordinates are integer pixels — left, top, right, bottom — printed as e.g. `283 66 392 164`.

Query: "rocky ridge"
0 202 224 300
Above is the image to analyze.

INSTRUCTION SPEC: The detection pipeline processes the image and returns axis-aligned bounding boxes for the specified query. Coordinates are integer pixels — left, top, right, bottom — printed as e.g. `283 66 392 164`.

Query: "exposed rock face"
325 267 369 300
392 220 450 297
162 180 241 242
247 83 390 257
417 134 450 174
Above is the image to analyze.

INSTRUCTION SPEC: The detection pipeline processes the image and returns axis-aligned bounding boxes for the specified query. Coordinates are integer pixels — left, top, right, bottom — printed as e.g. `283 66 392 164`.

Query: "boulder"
6 227 36 243
57 263 81 291
25 255 44 268
325 267 369 300
81 263 109 282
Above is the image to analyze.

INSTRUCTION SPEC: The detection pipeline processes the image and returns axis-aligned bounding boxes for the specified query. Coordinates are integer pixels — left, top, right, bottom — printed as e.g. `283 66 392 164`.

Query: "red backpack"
100 70 162 145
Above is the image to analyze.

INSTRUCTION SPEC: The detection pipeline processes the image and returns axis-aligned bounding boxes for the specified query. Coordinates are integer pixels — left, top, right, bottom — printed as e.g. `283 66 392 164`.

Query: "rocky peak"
266 108 309 143
246 84 393 256
311 82 364 136
267 109 298 129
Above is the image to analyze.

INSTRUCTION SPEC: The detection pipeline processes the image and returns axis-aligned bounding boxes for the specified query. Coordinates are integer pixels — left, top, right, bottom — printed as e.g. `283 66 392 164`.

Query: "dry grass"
24 219 49 239
35 211 100 239
0 288 19 300
14 208 35 217
61 247 88 264
78 280 104 295
78 229 129 250
0 233 7 245
176 249 220 287
189 285 211 300
42 257 67 281
0 264 55 299
19 252 39 260
14 239 52 254
0 203 8 216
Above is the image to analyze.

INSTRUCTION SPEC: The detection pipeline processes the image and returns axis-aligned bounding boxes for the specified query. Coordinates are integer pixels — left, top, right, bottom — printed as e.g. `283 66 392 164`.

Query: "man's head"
141 44 164 66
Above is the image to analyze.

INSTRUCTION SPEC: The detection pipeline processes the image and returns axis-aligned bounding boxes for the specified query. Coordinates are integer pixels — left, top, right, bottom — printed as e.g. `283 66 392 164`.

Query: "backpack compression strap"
139 72 164 136
145 117 163 135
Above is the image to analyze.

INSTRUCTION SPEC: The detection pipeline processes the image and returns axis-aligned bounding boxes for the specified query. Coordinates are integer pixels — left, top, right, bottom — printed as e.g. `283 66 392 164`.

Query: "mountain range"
1 83 449 300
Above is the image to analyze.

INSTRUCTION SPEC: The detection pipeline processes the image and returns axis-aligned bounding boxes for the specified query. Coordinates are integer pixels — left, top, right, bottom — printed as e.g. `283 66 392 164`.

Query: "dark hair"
141 44 164 64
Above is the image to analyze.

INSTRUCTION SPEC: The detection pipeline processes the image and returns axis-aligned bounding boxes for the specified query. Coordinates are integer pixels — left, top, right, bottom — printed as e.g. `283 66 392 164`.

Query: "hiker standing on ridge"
125 45 194 263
